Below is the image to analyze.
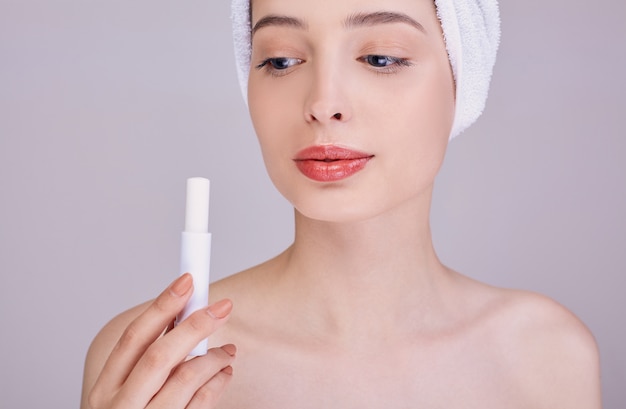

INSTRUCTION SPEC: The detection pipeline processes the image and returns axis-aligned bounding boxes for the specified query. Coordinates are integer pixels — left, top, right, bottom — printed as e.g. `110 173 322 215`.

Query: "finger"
186 365 235 409
147 344 236 409
93 274 193 399
164 319 175 335
113 300 233 408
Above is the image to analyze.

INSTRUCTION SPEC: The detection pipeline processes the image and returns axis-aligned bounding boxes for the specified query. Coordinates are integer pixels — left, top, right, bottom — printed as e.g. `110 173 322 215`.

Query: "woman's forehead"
250 0 439 28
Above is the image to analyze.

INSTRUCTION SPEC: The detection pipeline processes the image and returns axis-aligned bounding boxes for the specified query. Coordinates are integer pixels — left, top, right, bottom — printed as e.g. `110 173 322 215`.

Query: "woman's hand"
84 273 235 409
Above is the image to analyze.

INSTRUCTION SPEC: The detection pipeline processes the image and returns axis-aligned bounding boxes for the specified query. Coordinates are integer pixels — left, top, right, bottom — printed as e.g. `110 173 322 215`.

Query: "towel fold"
231 0 500 139
434 0 500 138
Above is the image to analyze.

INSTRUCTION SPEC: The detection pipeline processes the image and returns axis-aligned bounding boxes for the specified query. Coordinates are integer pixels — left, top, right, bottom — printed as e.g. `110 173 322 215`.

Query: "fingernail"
221 344 237 356
171 273 193 296
207 299 232 319
221 365 233 375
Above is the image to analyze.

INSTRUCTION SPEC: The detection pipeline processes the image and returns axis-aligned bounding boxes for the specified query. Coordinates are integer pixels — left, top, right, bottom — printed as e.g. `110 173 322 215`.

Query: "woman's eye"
256 57 303 74
360 55 412 72
365 55 396 67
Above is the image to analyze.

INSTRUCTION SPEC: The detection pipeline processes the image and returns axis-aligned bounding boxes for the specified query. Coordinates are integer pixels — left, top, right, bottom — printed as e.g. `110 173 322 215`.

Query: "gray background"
1 0 624 407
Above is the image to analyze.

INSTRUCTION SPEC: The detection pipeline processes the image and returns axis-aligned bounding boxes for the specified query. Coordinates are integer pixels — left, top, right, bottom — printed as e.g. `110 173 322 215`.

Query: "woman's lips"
293 145 374 182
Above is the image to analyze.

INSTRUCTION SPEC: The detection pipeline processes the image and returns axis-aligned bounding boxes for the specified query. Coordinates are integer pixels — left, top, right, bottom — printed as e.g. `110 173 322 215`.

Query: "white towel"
231 0 500 139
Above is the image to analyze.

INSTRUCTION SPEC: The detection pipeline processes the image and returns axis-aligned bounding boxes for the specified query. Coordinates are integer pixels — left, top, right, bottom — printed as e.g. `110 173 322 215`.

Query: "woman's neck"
265 191 455 347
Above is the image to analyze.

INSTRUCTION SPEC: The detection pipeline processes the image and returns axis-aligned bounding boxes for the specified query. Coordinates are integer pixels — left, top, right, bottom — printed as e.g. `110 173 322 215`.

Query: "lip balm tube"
175 177 211 356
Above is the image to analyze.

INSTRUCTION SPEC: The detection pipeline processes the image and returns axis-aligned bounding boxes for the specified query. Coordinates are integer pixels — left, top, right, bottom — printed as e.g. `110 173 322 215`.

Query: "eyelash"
256 57 304 77
359 55 413 74
255 54 413 77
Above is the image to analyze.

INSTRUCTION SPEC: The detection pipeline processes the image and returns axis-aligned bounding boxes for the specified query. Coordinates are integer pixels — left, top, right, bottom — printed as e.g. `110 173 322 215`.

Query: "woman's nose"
303 68 352 124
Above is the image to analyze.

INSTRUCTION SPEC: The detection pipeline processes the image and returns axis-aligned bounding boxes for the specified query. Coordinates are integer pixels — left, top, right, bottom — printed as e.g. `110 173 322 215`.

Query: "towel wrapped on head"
231 0 500 140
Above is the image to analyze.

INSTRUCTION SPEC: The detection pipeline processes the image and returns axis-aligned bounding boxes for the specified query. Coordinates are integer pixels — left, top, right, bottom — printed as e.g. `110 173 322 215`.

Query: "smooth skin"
81 0 602 407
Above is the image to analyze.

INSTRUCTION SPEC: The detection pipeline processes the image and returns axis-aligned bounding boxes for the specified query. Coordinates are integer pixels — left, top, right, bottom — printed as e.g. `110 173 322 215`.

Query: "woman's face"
248 0 455 223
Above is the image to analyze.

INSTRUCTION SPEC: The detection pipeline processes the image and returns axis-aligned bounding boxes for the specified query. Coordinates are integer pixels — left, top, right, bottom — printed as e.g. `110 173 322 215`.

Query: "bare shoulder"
81 300 151 406
208 254 282 310
485 287 602 408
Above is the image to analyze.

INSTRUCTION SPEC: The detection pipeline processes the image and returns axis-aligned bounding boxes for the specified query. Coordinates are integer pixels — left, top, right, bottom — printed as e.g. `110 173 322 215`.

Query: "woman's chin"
292 195 404 225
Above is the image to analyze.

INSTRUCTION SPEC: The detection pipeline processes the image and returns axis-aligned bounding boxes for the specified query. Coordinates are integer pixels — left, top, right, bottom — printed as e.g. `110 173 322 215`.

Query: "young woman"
81 0 602 407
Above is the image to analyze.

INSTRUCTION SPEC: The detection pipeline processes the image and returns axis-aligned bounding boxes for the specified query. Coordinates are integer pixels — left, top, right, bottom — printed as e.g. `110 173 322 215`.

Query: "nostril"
333 113 342 120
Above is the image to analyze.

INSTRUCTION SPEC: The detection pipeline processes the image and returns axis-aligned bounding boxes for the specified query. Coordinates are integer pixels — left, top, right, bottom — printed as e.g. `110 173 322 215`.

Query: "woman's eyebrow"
344 11 427 34
252 15 308 37
251 11 426 38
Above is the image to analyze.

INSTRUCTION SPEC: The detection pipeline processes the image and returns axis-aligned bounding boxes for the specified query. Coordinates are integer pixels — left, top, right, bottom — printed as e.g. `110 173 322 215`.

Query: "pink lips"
293 145 374 182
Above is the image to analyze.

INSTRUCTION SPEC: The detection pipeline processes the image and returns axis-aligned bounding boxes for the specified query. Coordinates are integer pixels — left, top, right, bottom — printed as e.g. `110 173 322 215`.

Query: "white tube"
184 178 210 233
176 177 211 356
